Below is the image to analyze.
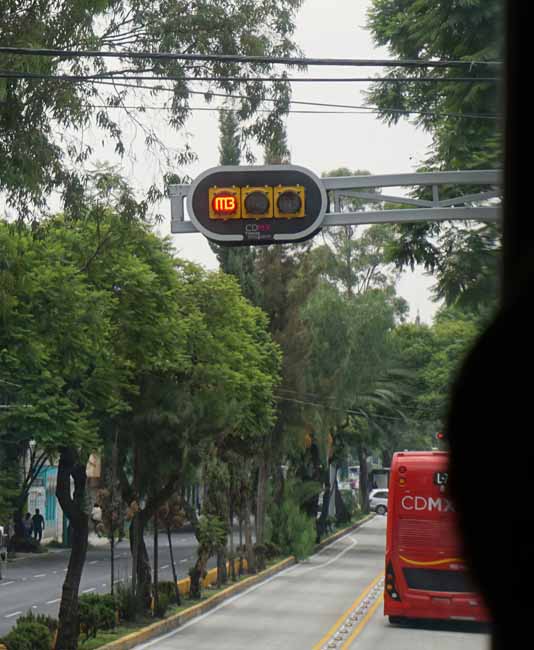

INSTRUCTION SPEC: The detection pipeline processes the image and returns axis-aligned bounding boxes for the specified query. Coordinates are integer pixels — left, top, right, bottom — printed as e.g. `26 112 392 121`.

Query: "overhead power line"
0 70 498 84
274 394 414 424
0 46 503 69
89 80 500 120
91 101 499 121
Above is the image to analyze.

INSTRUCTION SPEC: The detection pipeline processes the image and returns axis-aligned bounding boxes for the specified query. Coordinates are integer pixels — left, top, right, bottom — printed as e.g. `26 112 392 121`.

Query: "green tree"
301 285 398 516
0 216 122 648
0 0 304 214
366 0 502 313
210 108 260 304
390 308 481 443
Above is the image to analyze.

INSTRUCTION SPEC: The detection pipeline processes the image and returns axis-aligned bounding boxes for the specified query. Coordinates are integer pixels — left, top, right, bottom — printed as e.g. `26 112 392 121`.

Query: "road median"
97 513 375 650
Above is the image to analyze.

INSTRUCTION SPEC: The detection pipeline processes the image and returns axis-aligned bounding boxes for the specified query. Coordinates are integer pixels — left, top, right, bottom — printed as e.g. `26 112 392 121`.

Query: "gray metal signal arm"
169 169 501 234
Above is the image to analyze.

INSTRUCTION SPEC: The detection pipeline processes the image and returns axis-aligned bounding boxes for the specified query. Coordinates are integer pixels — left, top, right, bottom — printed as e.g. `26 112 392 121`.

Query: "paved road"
127 517 490 650
0 531 200 636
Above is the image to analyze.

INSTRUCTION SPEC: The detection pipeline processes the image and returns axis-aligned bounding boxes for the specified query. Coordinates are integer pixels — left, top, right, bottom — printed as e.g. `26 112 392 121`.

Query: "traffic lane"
0 534 199 635
348 605 491 650
131 517 386 650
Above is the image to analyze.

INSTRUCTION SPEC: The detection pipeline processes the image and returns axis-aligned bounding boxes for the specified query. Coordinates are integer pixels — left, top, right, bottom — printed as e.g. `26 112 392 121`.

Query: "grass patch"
79 624 144 649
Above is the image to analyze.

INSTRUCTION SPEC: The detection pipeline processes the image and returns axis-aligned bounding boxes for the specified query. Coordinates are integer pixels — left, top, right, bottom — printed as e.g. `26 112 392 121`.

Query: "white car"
369 489 389 515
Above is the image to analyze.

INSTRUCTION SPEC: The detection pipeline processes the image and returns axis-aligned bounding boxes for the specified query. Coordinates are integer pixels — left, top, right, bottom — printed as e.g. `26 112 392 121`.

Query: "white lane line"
180 559 188 563
133 562 299 650
82 588 96 594
5 611 22 618
161 565 169 570
33 574 47 578
290 536 358 577
0 581 14 586
46 598 61 605
89 560 98 565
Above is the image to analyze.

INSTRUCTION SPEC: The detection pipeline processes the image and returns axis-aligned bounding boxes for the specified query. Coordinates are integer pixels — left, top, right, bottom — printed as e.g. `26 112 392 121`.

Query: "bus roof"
391 451 448 471
393 451 447 457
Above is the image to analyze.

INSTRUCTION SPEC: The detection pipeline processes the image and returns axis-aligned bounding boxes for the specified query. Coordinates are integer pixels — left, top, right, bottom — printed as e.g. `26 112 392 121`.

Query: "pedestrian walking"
31 509 45 543
91 503 103 536
22 513 33 539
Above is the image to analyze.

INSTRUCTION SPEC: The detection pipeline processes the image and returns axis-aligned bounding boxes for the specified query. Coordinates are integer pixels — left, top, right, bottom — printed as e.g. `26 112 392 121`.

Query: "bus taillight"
386 561 401 601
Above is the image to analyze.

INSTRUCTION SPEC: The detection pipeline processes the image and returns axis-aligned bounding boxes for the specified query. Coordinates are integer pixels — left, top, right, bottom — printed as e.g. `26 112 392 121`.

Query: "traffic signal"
241 186 273 219
209 187 241 220
188 165 327 246
274 185 305 219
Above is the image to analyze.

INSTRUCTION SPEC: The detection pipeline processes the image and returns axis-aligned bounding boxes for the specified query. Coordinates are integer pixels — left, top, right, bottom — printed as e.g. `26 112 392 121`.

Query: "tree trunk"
229 504 236 581
317 463 332 542
153 518 159 616
110 534 115 596
238 514 244 576
189 549 209 600
166 526 181 606
382 449 392 469
129 514 152 610
358 446 370 514
216 547 227 587
110 429 118 595
256 459 268 545
55 447 89 650
244 498 256 574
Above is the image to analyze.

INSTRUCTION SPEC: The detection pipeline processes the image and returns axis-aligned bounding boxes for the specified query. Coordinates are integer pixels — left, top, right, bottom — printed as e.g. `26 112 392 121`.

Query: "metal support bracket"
169 170 501 235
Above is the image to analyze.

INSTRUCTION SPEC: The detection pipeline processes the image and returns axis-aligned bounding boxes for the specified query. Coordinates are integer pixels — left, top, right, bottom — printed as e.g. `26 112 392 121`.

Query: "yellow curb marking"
312 572 384 650
340 594 384 649
97 557 296 650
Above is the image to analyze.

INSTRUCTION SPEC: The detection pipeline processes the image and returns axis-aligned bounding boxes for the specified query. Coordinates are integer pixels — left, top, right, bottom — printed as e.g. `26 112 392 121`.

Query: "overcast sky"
165 0 438 322
68 0 441 323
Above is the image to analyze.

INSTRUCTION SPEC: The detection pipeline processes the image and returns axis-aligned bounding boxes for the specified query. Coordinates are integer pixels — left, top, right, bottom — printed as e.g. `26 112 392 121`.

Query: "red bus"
384 451 490 624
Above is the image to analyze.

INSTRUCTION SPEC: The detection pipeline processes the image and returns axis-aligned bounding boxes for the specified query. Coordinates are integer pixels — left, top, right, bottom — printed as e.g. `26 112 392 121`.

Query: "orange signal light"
208 187 241 220
213 195 237 214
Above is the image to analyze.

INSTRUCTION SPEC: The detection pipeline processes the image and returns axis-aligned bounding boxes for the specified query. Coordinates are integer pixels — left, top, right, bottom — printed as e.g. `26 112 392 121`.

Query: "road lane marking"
82 588 96 593
46 598 61 605
340 594 384 649
33 574 46 578
5 611 22 618
133 562 300 649
312 572 384 650
89 560 98 565
294 536 357 577
161 565 169 570
0 581 14 586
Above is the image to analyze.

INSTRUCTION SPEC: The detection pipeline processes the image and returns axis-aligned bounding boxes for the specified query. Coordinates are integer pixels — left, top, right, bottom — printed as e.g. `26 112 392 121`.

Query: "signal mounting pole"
169 168 501 246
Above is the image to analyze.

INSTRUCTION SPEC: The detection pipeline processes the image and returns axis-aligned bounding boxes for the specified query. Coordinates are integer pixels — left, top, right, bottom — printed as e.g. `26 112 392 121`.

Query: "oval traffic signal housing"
188 165 327 245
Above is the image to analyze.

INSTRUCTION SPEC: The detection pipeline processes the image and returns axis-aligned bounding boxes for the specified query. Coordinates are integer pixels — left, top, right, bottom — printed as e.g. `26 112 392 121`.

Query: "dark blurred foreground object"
447 3 532 649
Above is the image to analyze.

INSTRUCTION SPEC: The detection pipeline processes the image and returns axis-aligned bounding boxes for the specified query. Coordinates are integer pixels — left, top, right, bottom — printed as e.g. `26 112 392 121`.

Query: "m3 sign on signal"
188 165 327 246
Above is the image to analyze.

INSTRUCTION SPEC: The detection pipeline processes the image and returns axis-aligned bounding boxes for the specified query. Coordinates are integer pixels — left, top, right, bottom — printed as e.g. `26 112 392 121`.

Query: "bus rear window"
403 568 477 593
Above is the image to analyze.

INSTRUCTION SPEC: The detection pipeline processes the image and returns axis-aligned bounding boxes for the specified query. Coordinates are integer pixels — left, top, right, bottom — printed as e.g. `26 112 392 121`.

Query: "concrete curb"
97 514 375 650
97 556 296 650
315 513 376 551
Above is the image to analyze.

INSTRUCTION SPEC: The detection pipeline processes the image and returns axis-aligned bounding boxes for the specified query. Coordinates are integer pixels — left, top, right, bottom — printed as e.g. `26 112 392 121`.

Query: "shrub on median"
1 620 52 650
78 593 116 640
115 581 140 622
11 612 57 637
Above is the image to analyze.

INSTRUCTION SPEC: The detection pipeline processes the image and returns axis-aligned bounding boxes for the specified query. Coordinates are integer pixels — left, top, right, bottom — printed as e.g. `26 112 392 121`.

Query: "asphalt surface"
0 530 200 636
127 517 491 650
